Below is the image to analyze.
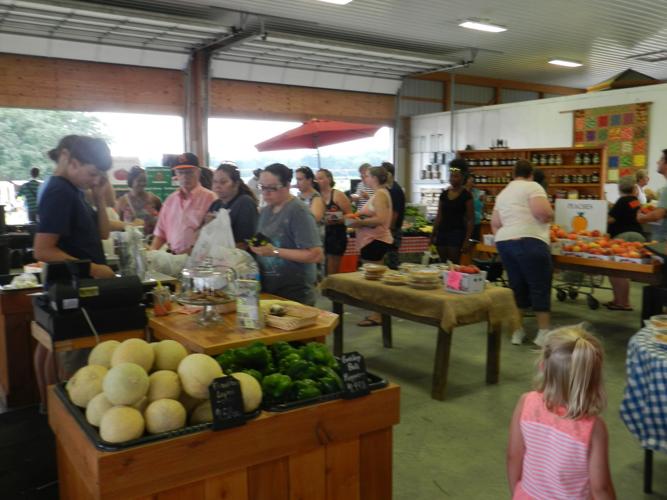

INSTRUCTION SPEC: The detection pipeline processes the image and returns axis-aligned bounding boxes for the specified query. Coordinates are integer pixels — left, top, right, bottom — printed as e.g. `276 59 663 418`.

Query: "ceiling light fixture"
548 59 583 68
317 0 354 5
458 20 506 33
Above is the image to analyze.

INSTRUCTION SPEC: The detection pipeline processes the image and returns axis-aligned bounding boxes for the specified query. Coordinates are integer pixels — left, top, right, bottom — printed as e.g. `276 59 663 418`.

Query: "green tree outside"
0 108 107 181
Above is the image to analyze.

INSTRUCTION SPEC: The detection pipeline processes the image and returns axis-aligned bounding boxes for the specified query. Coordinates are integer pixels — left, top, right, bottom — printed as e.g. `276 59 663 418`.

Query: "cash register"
32 260 147 341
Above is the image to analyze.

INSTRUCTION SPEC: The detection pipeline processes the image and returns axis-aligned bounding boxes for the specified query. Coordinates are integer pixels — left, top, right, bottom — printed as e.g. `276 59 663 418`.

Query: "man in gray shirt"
250 163 323 305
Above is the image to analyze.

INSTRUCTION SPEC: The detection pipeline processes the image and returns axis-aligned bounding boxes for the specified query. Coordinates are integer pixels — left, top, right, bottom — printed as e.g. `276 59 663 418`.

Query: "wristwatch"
272 248 280 256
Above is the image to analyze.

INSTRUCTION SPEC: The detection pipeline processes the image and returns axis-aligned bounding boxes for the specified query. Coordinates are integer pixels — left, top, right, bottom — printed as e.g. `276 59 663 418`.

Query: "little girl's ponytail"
536 325 606 419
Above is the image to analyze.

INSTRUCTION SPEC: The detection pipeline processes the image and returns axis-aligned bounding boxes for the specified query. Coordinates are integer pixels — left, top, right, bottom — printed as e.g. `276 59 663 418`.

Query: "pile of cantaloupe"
66 338 262 444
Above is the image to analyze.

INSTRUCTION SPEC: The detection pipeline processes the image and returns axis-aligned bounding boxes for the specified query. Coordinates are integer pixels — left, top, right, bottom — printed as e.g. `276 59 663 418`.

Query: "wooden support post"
381 314 392 348
486 322 501 384
184 49 211 165
431 327 452 400
333 301 344 356
644 449 653 494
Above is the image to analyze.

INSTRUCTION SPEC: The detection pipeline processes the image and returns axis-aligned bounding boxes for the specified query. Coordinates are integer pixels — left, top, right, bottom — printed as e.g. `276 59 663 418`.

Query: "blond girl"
507 326 616 499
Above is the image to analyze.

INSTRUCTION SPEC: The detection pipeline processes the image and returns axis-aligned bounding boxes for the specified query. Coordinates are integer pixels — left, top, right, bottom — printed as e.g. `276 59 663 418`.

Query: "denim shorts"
496 238 552 312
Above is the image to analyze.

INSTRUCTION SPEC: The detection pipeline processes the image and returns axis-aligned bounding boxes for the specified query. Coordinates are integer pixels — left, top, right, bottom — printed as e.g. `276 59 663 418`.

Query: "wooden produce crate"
48 383 400 500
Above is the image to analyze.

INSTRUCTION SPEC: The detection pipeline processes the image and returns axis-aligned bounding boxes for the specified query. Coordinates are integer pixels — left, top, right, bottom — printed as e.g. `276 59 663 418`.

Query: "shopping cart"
553 270 608 310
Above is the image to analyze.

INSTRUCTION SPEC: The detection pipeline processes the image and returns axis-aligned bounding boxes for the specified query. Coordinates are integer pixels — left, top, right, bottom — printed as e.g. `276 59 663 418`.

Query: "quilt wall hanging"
573 102 650 182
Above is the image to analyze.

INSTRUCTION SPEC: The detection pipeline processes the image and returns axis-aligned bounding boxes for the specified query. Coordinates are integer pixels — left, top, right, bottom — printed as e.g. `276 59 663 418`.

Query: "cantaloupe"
179 392 205 415
144 399 186 434
231 372 263 412
152 340 188 371
111 338 154 372
99 406 145 443
88 340 120 368
103 362 149 406
85 393 113 427
189 400 212 425
66 365 108 408
177 354 223 399
147 370 181 402
133 396 149 413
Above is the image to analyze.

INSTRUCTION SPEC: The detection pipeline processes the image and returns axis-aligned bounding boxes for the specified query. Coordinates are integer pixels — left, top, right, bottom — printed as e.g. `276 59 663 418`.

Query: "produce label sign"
208 376 246 430
339 352 370 399
573 102 650 181
554 199 608 233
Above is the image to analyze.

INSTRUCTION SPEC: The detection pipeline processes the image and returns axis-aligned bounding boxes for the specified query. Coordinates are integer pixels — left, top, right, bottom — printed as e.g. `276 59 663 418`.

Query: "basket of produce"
58 338 262 451
216 341 388 412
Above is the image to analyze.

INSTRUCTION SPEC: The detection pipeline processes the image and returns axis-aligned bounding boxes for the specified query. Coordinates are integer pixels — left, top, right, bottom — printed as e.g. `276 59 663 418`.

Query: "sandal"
357 317 382 327
605 303 633 311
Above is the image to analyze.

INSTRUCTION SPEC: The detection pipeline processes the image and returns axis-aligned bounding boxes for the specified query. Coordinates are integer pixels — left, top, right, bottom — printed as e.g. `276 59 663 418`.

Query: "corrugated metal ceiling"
3 0 667 88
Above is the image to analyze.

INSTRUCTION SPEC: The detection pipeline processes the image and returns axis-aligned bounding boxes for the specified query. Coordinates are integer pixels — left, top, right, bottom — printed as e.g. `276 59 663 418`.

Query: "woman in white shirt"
491 160 554 347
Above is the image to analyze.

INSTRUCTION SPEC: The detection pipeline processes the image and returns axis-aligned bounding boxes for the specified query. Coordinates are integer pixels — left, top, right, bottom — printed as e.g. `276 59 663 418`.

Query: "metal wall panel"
500 88 540 104
454 84 494 108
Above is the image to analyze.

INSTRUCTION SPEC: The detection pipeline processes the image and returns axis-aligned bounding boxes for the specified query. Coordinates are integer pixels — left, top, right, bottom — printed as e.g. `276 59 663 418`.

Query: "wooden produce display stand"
48 382 400 500
149 298 339 355
0 287 40 407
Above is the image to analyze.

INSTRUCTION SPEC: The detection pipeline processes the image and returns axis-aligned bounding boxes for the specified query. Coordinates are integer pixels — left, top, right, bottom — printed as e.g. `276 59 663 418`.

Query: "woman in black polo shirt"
33 134 115 412
207 162 259 250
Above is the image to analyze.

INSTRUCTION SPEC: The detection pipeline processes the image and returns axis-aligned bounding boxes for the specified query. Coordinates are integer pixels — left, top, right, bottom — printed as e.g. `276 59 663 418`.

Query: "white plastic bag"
146 249 188 277
187 209 236 268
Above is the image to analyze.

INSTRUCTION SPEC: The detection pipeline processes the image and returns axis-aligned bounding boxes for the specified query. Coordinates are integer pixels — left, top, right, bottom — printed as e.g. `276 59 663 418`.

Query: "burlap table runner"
320 272 520 334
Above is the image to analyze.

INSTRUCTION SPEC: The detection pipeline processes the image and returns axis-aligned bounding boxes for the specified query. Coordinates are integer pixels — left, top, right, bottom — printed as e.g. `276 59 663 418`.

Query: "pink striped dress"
514 391 596 500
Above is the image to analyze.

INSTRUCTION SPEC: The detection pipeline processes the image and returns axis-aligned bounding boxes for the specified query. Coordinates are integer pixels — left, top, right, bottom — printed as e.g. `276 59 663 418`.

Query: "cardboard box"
146 167 176 187
442 270 487 294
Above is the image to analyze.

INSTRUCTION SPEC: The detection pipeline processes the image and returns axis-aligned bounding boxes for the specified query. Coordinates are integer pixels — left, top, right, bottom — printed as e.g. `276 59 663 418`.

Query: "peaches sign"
554 199 607 234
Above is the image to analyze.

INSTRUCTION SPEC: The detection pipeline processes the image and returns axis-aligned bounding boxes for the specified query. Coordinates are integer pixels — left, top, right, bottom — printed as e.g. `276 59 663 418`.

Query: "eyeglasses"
259 184 284 192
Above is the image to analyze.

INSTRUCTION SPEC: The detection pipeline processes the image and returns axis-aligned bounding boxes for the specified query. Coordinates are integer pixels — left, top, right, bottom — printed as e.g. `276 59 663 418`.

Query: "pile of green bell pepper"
215 340 344 404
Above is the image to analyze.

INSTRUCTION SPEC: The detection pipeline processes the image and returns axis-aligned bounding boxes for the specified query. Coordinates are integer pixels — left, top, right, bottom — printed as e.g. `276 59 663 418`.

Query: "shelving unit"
458 146 607 221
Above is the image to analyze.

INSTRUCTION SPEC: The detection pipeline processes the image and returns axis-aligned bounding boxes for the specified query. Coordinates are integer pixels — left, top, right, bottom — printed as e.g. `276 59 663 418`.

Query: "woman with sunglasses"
432 159 474 264
316 168 353 275
250 164 323 305
206 162 259 250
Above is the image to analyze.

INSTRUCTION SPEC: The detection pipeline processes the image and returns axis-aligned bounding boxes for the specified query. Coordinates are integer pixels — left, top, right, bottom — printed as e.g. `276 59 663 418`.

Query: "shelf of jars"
459 146 607 202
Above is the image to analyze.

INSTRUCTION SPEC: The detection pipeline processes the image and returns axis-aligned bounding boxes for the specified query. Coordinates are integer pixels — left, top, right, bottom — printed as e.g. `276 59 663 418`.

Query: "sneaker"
534 329 550 347
511 329 526 345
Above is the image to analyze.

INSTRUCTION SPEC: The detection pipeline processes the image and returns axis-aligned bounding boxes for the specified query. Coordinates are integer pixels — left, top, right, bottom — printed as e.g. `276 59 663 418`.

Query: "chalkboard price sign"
340 351 370 399
208 376 246 431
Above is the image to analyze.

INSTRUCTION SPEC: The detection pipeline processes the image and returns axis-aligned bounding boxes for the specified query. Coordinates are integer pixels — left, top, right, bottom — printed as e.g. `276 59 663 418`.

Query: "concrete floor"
317 280 667 500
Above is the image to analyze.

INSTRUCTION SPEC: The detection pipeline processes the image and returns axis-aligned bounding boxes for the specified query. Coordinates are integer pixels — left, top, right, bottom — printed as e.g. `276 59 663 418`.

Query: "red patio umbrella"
255 119 381 168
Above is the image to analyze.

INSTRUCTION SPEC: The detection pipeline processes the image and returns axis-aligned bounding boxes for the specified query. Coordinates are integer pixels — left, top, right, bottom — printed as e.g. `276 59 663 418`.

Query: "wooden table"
0 287 40 407
48 383 400 500
320 272 520 401
477 243 664 325
476 243 662 284
149 298 339 355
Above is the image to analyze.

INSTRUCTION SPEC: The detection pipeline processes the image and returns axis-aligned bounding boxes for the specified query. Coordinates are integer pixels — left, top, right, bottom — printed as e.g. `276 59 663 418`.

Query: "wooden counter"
149 303 339 355
48 383 400 500
0 287 40 407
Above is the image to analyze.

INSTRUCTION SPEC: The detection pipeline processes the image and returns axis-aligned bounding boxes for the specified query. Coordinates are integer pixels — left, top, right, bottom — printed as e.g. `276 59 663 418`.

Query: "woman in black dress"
432 159 474 264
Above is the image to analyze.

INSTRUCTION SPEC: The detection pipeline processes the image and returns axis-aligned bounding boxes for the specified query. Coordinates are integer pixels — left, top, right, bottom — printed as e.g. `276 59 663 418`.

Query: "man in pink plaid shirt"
151 164 216 254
